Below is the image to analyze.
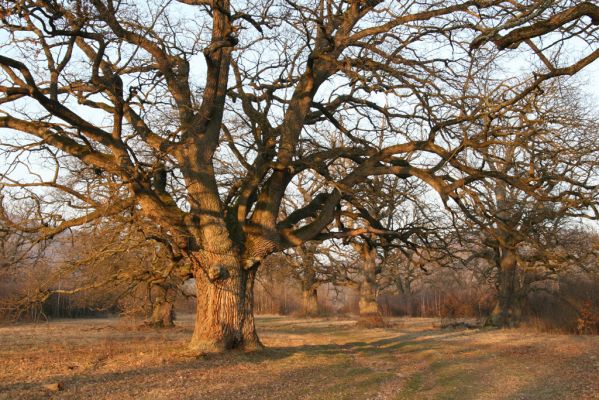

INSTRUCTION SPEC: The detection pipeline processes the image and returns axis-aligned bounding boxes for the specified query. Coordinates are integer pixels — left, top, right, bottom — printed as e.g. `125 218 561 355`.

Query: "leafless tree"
449 76 599 327
1 0 597 352
282 242 331 317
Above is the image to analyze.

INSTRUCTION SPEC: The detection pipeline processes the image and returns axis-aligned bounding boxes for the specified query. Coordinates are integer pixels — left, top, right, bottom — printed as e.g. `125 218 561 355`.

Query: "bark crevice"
189 254 262 354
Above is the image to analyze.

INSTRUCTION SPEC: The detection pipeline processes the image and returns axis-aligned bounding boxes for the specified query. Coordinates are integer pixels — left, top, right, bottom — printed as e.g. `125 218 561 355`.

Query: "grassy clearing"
1 315 598 399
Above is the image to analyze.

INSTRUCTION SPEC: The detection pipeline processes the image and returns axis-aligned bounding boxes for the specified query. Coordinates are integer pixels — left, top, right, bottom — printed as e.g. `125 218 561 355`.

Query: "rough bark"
240 266 263 351
357 242 386 328
149 299 175 328
299 248 320 317
490 247 523 328
189 255 240 353
188 254 261 354
146 285 175 328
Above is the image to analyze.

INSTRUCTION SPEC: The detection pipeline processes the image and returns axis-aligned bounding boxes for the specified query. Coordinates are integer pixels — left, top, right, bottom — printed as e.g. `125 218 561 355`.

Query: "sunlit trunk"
149 300 175 327
300 256 319 317
190 267 241 353
188 254 261 353
357 242 385 328
148 286 175 328
301 287 319 317
240 266 262 350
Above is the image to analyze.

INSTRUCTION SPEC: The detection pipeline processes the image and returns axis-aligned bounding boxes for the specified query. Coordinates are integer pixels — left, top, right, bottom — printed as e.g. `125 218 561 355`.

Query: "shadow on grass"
4 319 594 400
0 328 453 397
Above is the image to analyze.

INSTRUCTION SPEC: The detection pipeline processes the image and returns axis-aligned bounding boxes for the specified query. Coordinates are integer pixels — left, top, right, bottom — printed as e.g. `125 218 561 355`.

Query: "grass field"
1 315 598 399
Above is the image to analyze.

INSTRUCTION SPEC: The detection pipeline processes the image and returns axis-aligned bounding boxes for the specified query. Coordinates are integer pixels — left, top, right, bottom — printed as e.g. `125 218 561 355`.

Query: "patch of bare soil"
1 315 598 399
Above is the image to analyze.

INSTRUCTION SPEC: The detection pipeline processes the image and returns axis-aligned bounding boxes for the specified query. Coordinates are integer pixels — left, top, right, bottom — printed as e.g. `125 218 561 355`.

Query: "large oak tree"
1 0 597 352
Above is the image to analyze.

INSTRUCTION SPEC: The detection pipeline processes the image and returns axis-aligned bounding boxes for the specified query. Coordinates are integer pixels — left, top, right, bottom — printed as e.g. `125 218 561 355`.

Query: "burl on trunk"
188 253 262 354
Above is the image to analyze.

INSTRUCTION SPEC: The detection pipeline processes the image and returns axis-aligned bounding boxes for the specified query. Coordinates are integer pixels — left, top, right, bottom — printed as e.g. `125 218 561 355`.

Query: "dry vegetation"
1 4 599 396
2 315 599 400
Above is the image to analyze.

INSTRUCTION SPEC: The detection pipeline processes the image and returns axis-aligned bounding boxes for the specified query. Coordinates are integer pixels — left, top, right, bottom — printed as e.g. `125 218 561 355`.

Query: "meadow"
1 315 598 399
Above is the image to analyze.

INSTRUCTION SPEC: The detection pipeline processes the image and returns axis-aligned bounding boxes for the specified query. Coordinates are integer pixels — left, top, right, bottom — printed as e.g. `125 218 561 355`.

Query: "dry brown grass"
1 315 599 399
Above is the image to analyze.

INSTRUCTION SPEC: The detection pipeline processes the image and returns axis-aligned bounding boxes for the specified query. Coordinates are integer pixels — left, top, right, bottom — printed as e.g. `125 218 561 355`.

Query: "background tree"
448 76 599 327
283 242 333 317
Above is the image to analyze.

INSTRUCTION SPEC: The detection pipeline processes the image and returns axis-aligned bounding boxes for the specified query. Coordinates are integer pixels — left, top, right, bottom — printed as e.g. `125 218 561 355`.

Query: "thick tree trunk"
190 269 242 353
290 243 321 318
146 285 175 328
358 283 385 328
240 266 262 350
149 299 175 327
301 287 319 317
188 254 261 353
490 247 523 327
357 242 385 328
490 181 523 328
300 253 320 317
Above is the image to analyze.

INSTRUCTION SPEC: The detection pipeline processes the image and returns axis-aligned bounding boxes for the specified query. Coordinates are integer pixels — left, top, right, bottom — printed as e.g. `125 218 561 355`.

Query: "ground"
1 315 599 400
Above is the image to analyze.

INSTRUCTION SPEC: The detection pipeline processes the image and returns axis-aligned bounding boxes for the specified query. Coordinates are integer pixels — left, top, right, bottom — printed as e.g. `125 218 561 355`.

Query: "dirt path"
1 316 598 399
